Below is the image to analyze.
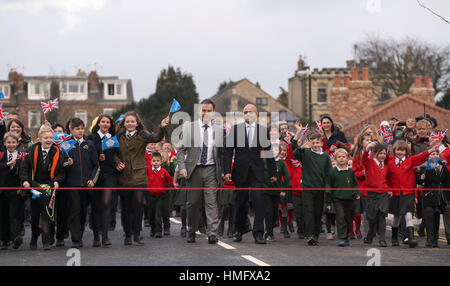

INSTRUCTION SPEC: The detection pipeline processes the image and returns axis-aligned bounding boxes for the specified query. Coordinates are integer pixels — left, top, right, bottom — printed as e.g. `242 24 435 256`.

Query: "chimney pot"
363 68 369 81
344 75 350 88
424 76 431 88
414 75 421 88
352 68 359 81
334 76 341 88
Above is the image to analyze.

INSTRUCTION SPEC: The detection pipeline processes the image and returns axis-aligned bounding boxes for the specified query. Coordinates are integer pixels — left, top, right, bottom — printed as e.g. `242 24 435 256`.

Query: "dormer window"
256 97 268 105
103 80 127 100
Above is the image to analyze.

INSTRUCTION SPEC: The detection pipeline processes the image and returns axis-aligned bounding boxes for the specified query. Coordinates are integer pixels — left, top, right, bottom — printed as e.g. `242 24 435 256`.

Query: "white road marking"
241 255 270 266
217 241 236 250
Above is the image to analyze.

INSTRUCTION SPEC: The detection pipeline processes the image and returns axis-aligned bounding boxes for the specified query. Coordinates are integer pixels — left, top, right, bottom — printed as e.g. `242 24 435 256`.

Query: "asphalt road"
1 215 449 266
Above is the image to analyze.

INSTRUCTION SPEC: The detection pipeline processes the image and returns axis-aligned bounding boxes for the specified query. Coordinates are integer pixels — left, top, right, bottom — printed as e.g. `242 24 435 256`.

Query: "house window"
116 84 121 95
75 110 87 125
0 86 8 99
34 83 41 94
317 84 327 102
256 97 268 105
103 108 115 116
28 110 41 129
108 84 115 96
68 83 79 93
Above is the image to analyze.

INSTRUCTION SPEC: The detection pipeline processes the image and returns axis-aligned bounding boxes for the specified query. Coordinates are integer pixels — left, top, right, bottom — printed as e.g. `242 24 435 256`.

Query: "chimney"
88 71 99 92
352 68 359 81
344 75 350 88
363 68 369 81
334 76 341 88
414 75 421 88
424 76 431 88
77 69 87 77
8 69 15 82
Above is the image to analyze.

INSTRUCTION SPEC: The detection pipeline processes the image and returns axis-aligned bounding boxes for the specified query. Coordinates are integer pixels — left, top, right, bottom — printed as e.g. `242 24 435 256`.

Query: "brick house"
1 69 133 137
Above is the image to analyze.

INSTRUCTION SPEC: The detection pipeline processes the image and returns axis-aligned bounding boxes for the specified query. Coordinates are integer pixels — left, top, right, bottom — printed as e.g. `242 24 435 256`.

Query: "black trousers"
55 190 69 240
234 169 265 238
292 194 305 235
423 207 441 243
30 194 52 244
263 193 280 236
67 189 90 243
120 186 146 238
110 190 118 227
91 175 116 240
148 192 169 234
302 190 324 239
334 199 353 240
0 194 24 242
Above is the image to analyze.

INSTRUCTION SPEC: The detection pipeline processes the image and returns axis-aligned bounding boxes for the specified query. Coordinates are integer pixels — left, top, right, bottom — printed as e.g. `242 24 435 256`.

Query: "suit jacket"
224 122 276 185
176 121 224 185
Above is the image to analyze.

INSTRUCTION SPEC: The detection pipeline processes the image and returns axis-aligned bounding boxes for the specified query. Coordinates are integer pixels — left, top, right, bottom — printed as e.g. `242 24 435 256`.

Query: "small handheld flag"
170 99 181 113
53 133 72 147
102 136 120 151
30 189 41 199
17 152 26 160
316 121 322 131
0 92 4 99
430 129 447 142
291 159 302 168
41 98 59 114
426 157 439 170
60 138 76 155
378 125 393 144
0 104 5 120
116 114 125 123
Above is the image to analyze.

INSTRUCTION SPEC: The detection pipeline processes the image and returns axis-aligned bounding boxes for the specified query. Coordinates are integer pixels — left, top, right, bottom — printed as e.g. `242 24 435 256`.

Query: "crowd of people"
0 100 449 252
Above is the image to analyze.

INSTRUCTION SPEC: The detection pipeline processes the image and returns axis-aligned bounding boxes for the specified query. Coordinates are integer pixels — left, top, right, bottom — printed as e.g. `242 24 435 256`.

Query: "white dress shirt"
98 130 112 139
246 122 256 147
126 130 136 138
197 119 215 165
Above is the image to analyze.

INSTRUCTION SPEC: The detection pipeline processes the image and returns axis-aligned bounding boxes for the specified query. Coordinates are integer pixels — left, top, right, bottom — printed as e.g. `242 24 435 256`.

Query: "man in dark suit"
224 104 277 244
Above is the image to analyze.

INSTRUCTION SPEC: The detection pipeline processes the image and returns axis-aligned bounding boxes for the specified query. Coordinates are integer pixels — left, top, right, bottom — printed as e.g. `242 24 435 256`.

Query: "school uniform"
65 137 100 246
19 142 65 249
361 150 389 245
146 165 174 235
418 160 449 247
327 166 360 241
0 150 25 248
351 153 365 237
87 131 118 244
292 140 332 244
284 139 303 237
262 158 291 238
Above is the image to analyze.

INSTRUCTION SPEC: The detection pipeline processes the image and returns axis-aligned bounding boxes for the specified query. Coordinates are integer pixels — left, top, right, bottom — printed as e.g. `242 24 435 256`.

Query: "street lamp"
297 69 312 124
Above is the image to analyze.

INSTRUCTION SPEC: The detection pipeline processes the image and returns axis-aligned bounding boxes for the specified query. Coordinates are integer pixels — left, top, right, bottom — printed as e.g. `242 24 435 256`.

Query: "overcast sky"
1 0 449 102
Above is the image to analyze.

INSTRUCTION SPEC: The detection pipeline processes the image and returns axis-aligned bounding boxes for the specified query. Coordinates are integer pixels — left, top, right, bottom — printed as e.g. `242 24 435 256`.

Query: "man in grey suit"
177 99 223 244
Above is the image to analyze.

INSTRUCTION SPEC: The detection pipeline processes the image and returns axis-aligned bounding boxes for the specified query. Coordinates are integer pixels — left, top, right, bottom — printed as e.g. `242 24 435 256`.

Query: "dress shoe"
30 238 37 250
254 236 267 244
186 232 196 243
155 232 162 238
1 241 9 250
43 243 51 251
379 240 387 247
233 232 242 242
163 229 170 236
134 236 145 245
124 237 132 245
12 236 23 249
102 239 112 247
208 235 218 244
72 242 81 249
93 240 101 247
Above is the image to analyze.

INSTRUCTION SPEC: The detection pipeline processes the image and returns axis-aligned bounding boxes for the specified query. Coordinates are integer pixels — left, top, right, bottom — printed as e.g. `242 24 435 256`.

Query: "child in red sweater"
146 152 174 238
362 142 390 247
387 140 438 248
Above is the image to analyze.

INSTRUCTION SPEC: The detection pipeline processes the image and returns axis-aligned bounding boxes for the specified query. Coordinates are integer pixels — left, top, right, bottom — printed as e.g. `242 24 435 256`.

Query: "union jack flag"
430 129 447 141
146 148 152 155
48 190 56 210
41 98 59 114
16 152 27 160
316 121 322 131
378 125 393 144
301 124 309 136
291 159 302 168
53 133 72 147
223 122 232 136
0 104 6 120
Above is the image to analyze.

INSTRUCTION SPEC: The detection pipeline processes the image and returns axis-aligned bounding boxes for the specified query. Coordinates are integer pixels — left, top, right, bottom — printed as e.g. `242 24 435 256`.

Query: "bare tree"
355 35 450 100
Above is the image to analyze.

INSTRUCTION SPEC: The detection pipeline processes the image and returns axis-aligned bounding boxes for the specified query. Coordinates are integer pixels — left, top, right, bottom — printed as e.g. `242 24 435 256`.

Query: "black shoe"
199 227 206 234
144 220 150 227
432 241 439 248
12 236 23 249
56 239 65 247
425 239 433 248
379 240 387 247
233 232 242 242
43 243 51 250
163 229 170 236
30 238 37 250
0 241 9 250
72 242 81 249
391 227 399 246
93 240 101 247
49 236 55 246
186 232 196 243
124 237 132 245
407 227 417 248
307 236 318 246
208 235 218 244
150 231 156 237
134 236 144 245
254 235 266 244
102 239 112 247
265 233 276 242
155 232 162 238
180 228 187 237
363 237 369 244
288 222 294 233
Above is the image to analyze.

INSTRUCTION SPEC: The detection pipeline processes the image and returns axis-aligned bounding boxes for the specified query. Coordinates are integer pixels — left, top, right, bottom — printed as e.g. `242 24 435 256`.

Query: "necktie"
8 153 12 162
200 125 209 165
42 150 48 165
126 133 132 139
247 125 253 147
379 162 383 169
397 159 403 168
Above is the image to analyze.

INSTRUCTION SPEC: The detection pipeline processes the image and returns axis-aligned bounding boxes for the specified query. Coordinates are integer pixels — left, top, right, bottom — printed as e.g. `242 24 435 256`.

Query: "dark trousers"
423 207 440 244
302 190 324 239
334 199 353 240
120 186 146 238
0 195 24 242
148 193 169 234
444 205 450 242
30 195 52 244
292 194 305 235
91 175 116 240
55 190 69 240
110 190 118 227
263 193 280 236
235 169 265 238
67 189 90 243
